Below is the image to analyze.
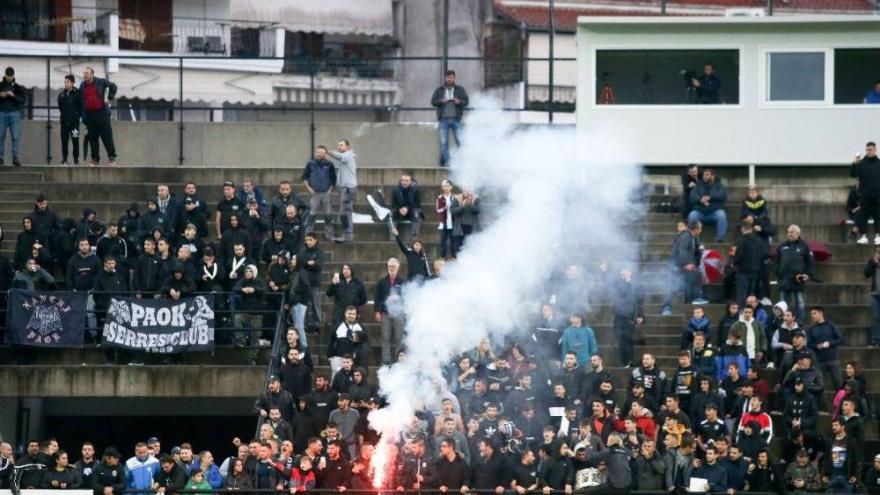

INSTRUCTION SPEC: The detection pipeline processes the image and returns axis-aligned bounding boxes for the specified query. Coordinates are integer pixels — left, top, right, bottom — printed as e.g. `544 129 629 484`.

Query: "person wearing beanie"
0 66 25 167
234 263 266 364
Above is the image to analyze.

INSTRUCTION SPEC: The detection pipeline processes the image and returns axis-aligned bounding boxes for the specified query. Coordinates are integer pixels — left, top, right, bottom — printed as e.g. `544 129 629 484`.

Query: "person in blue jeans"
0 67 25 167
687 168 728 242
430 70 468 167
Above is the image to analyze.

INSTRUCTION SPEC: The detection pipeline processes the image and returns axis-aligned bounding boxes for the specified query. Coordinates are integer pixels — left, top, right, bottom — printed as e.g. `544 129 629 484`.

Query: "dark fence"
0 54 576 165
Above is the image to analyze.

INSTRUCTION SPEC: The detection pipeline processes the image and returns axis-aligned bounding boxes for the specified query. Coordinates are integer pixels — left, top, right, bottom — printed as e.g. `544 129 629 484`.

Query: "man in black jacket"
537 444 572 493
852 141 880 245
375 258 406 365
153 455 186 494
472 439 511 493
611 267 644 368
777 224 813 322
68 237 101 341
93 256 130 363
91 447 125 495
391 174 422 241
435 438 470 492
692 62 722 104
0 67 25 166
255 375 295 423
319 440 351 490
430 70 469 167
58 74 83 165
325 264 367 325
133 238 162 296
734 217 767 309
662 220 705 316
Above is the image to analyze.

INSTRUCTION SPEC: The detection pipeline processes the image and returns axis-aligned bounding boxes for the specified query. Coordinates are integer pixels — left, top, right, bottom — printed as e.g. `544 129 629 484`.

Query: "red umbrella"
806 240 833 263
769 240 833 263
701 249 724 284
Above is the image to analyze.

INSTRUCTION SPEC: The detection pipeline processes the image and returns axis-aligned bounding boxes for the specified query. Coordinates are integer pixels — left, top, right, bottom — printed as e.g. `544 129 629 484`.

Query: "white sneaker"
874 234 880 245
858 235 869 245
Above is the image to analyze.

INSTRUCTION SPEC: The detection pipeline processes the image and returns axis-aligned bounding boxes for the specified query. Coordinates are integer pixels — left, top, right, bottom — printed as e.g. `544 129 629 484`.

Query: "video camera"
680 69 698 88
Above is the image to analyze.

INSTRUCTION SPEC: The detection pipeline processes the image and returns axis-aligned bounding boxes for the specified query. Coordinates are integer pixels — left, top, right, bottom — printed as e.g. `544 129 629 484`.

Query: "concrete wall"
14 120 441 167
0 366 264 398
576 18 880 165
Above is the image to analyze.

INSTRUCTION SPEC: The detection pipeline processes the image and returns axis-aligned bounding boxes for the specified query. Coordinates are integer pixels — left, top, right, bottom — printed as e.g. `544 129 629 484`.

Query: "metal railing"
0 54 577 166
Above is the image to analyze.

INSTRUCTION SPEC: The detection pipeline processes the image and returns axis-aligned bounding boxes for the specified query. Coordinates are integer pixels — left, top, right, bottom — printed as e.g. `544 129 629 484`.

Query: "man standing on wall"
0 67 25 167
327 139 357 243
431 70 468 167
302 146 337 241
58 74 83 166
80 67 118 167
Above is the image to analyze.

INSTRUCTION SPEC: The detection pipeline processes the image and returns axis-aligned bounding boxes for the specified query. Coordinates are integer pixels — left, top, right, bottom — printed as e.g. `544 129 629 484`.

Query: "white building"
575 15 880 165
0 0 399 122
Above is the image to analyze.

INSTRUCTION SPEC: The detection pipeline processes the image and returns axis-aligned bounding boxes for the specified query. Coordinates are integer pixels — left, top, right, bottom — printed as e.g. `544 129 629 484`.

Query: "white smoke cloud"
368 96 644 479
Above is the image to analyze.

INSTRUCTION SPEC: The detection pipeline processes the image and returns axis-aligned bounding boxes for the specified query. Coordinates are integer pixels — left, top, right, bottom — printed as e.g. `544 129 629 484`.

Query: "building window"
834 48 880 104
594 49 739 105
766 51 826 102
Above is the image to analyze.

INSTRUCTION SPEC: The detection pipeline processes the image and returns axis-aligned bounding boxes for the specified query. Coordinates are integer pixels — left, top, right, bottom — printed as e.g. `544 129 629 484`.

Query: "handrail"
255 292 289 436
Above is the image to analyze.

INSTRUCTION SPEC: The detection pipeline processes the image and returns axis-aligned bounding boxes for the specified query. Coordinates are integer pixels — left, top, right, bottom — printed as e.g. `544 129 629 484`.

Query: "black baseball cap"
223 181 235 188
268 374 280 383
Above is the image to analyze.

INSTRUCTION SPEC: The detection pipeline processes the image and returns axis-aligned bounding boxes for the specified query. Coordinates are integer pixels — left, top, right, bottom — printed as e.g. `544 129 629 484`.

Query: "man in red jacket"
79 67 117 166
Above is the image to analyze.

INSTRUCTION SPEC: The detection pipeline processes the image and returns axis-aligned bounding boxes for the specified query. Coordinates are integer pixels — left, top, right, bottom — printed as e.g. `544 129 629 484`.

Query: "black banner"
102 295 215 353
5 289 87 347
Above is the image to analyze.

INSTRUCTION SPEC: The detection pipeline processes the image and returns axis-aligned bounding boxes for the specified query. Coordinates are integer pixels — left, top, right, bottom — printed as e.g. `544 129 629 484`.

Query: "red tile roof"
493 0 876 31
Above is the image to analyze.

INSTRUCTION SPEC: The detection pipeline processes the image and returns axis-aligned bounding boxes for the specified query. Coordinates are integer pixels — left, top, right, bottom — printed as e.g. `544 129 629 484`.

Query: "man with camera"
691 63 721 105
0 67 25 166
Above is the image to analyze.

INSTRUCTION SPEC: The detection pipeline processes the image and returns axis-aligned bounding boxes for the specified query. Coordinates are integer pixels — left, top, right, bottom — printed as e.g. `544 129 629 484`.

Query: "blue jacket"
302 159 337 193
694 462 728 493
191 459 223 489
689 180 728 214
720 457 748 491
866 89 880 104
125 455 159 490
716 343 749 381
807 320 842 362
560 325 598 366
687 315 711 340
236 186 267 211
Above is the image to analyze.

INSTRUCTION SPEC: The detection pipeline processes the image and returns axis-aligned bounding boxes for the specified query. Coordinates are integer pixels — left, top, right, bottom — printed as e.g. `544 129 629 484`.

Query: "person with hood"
138 199 168 240
242 198 269 254
53 217 78 270
326 139 357 243
391 225 432 281
14 216 47 271
13 257 55 290
348 367 376 411
302 145 337 240
559 312 598 368
776 224 813 322
292 396 322 451
92 448 125 495
260 227 293 264
160 262 195 301
234 264 266 362
297 232 324 328
220 213 252 260
266 249 291 304
783 378 818 435
391 173 423 241
117 202 141 254
325 263 367 325
687 168 728 242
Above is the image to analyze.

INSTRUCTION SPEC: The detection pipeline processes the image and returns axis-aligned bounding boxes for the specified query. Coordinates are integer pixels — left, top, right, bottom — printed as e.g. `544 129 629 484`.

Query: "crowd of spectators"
3 138 880 493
